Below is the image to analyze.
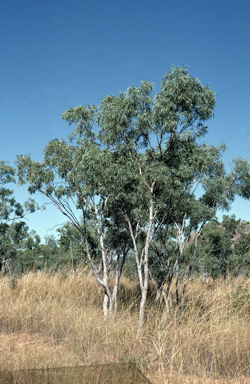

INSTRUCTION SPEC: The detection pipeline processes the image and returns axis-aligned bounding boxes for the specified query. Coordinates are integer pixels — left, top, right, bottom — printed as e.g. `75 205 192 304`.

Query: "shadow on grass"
0 362 152 384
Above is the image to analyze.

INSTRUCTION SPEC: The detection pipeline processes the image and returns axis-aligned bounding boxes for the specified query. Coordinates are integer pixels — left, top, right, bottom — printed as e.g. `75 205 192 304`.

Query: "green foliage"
122 253 138 278
0 160 42 274
12 229 41 273
56 220 101 264
232 223 250 275
234 226 250 256
182 215 250 280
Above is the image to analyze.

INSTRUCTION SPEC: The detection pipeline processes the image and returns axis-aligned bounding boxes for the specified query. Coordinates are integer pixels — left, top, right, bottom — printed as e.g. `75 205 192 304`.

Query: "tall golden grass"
0 269 250 384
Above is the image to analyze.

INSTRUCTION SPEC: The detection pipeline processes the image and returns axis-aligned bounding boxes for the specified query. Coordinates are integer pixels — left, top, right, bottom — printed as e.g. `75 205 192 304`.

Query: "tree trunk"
103 292 109 317
162 289 170 313
138 287 147 331
155 279 170 313
138 189 154 331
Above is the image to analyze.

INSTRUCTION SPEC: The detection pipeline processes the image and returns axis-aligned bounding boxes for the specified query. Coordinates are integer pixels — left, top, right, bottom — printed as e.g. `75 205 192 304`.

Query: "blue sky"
1 0 250 242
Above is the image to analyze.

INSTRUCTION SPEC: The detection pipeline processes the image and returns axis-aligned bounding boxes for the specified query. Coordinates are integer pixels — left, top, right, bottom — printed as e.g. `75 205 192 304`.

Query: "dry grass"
1 270 250 384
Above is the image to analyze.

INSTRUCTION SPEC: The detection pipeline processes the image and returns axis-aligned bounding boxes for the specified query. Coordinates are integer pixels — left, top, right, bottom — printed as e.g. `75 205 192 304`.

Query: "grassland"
1 269 250 384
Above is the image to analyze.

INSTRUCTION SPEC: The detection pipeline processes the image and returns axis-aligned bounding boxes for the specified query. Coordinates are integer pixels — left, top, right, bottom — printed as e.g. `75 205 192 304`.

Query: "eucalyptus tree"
95 65 228 328
16 65 250 329
196 216 250 279
165 157 250 311
14 229 41 273
0 160 40 274
97 65 250 325
127 151 245 311
16 132 138 316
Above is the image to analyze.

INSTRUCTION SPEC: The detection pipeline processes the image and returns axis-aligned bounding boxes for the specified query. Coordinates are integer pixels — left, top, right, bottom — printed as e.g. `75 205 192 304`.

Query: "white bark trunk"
103 293 109 317
138 186 155 331
138 287 147 331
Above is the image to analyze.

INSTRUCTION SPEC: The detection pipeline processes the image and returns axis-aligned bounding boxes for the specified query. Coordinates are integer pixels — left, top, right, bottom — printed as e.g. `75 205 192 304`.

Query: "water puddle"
0 362 152 383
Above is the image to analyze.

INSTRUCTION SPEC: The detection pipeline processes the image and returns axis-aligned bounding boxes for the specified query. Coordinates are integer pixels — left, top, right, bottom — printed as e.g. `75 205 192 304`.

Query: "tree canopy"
0 161 42 274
